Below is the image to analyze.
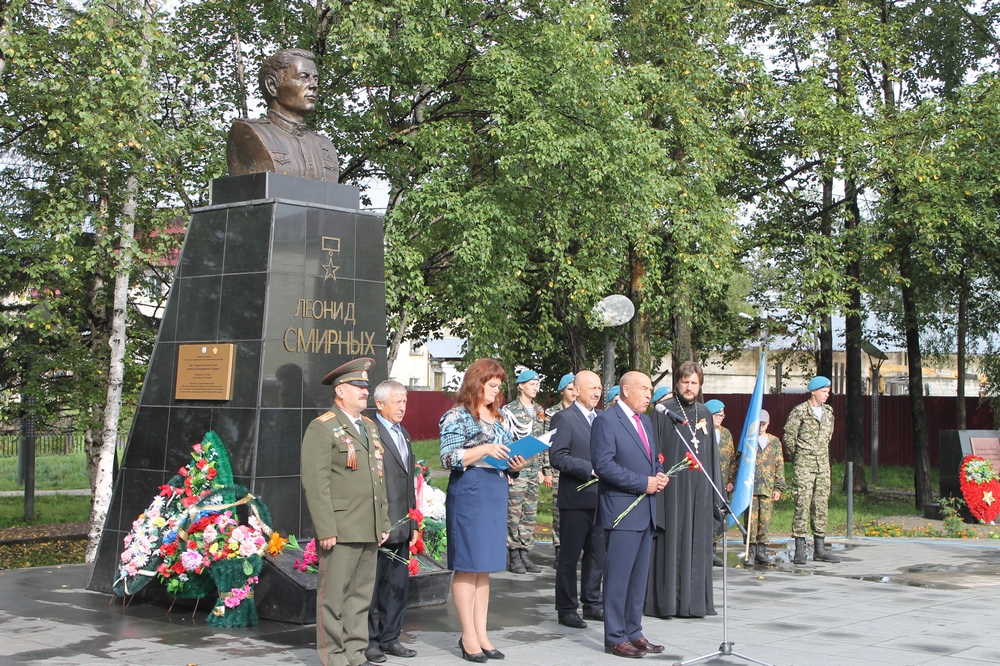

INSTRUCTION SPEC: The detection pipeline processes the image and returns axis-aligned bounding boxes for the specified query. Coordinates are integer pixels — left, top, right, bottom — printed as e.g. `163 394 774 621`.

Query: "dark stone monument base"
88 173 388 624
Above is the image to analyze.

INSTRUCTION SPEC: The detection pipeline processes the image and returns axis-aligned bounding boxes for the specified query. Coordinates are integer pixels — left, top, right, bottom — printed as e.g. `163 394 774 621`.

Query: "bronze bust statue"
226 48 340 182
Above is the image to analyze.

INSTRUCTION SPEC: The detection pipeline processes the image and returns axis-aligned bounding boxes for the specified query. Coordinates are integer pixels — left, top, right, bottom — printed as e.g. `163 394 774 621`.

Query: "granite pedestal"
88 173 387 623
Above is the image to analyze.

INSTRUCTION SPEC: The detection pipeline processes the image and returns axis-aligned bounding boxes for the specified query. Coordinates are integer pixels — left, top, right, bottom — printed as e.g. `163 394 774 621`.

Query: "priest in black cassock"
644 361 724 618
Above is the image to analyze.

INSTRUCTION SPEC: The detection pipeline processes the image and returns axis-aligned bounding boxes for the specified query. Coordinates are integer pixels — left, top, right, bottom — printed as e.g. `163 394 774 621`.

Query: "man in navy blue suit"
591 371 667 659
549 370 605 629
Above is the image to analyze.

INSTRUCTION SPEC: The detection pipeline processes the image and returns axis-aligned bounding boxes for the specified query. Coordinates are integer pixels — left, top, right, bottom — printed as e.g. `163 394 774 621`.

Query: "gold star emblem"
984 490 995 506
322 259 339 280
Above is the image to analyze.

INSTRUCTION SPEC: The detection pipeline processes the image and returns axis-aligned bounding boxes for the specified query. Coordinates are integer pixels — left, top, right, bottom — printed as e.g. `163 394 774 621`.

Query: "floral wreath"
114 431 289 627
958 454 1000 525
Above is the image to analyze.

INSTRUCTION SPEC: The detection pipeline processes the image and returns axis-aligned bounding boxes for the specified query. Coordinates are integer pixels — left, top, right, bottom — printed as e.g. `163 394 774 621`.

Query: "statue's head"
259 48 319 119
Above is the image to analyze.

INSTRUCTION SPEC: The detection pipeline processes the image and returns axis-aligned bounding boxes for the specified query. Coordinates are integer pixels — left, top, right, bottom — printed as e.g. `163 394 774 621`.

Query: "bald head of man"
574 370 602 411
619 371 653 414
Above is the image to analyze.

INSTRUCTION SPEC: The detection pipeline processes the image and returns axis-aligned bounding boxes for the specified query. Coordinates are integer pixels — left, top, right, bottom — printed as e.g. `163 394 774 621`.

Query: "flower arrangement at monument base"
959 455 1000 524
114 431 288 627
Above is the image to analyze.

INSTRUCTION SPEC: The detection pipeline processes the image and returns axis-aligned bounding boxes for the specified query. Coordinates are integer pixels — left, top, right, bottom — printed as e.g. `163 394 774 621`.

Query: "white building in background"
389 338 465 391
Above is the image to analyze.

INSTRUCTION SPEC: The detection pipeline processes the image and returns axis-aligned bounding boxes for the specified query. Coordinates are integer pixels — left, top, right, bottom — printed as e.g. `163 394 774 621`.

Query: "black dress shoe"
459 638 488 663
482 647 505 660
365 647 387 663
582 608 604 621
558 612 587 628
713 555 724 567
383 641 417 658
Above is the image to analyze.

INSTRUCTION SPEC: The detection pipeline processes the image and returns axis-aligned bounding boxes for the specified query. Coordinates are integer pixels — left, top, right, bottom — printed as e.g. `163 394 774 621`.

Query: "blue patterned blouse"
439 406 515 471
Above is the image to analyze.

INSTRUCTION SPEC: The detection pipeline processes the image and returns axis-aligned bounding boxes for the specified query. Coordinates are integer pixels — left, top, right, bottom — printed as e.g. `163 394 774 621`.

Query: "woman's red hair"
456 358 506 419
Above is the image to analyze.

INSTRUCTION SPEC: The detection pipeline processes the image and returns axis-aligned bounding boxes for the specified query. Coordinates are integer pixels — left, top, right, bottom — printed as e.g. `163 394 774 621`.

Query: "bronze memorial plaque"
970 437 1000 472
175 344 236 400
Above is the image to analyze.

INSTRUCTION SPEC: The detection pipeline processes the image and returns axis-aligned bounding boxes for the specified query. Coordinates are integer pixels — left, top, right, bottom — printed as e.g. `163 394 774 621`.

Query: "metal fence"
0 431 127 458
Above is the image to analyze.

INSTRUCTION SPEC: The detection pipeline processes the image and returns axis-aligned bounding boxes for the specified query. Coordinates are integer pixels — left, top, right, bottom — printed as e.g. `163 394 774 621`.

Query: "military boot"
792 537 807 564
754 543 770 565
712 542 724 567
813 536 841 563
508 549 526 574
520 549 541 573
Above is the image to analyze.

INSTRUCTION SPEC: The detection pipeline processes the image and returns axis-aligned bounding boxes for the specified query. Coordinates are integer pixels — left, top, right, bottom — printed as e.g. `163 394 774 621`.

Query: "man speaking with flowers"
591 371 667 658
301 358 390 666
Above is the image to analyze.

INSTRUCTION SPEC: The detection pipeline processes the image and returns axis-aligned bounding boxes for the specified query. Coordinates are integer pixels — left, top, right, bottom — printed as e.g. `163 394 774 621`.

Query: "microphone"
659 409 688 426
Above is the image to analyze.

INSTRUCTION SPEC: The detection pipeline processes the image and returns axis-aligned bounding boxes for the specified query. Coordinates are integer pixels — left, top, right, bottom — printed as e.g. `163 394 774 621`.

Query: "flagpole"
744 500 754 563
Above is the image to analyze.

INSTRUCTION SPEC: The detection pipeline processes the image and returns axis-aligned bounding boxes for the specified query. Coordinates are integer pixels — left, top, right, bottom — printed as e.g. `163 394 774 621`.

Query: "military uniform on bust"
301 358 391 666
784 376 839 565
502 370 547 574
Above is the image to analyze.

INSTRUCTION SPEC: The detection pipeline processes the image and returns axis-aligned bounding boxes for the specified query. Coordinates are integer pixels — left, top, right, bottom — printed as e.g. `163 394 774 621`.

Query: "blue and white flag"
729 351 766 526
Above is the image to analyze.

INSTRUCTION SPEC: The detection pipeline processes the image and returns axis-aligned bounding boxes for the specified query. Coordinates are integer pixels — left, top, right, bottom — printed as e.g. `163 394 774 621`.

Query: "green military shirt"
783 401 834 462
717 426 739 489
752 433 787 497
300 404 390 543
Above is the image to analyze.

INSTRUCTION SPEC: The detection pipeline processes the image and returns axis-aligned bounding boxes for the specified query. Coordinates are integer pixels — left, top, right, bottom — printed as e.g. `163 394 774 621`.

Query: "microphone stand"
666 418 773 666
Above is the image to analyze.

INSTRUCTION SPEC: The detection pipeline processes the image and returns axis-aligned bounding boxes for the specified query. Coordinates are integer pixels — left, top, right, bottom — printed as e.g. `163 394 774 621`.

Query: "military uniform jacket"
783 401 835 462
502 399 550 474
752 434 787 497
717 427 739 489
227 111 340 182
301 404 390 543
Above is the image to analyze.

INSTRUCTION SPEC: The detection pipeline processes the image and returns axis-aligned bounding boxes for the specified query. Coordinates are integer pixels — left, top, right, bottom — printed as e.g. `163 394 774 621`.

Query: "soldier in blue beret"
502 369 546 573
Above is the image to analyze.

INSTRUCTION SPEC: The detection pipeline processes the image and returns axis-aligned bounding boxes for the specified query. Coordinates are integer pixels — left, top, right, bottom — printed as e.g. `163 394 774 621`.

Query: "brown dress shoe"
605 642 645 658
630 637 664 653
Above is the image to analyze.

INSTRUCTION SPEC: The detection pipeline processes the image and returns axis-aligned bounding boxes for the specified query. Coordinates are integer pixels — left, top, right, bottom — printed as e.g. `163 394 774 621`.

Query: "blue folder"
483 430 556 470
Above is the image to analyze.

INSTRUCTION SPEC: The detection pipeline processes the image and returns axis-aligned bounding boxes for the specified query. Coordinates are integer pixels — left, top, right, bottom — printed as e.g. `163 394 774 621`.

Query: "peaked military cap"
321 357 375 387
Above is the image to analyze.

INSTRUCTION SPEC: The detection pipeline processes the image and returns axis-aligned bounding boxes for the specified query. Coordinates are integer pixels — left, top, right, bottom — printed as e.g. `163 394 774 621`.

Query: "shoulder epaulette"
317 411 336 422
360 415 376 425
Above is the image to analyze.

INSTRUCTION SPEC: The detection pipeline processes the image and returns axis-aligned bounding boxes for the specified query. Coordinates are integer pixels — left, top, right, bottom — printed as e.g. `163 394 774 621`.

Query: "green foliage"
0 453 91 492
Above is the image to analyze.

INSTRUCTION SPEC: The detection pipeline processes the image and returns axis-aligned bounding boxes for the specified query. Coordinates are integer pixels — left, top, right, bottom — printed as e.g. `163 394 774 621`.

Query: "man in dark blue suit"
549 370 605 629
591 371 667 659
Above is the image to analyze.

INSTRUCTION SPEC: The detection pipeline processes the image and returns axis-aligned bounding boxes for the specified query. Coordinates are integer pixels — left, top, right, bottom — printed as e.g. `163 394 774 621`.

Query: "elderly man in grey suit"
366 381 419 663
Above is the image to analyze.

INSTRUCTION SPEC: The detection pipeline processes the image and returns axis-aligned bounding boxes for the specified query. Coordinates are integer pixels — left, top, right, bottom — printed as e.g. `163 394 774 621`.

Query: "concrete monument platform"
5 538 1000 665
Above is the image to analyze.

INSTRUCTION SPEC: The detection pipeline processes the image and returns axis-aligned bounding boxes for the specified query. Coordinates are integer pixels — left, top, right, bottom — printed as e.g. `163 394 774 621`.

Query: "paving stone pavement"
2 538 1000 665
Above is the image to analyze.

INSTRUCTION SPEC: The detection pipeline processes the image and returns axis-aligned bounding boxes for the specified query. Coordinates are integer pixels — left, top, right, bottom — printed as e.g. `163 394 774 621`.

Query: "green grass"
0 452 91 491
0 495 92 531
411 439 441 468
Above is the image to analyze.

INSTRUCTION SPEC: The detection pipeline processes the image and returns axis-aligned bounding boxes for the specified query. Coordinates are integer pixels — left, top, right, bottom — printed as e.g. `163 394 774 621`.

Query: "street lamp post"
592 295 635 402
863 341 887 485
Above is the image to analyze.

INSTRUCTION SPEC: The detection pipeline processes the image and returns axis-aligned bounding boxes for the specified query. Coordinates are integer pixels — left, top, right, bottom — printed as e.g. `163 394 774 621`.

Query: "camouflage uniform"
503 400 547 552
749 434 786 544
544 403 567 548
717 426 739 489
784 401 835 538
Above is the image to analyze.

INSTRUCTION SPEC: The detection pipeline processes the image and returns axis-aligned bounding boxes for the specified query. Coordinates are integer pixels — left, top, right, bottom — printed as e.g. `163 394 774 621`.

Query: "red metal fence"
402 390 997 468
703 394 996 467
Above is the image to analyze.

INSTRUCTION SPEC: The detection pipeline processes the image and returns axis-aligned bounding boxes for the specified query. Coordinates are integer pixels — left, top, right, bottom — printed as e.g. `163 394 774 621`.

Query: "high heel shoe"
459 638 488 663
482 647 505 660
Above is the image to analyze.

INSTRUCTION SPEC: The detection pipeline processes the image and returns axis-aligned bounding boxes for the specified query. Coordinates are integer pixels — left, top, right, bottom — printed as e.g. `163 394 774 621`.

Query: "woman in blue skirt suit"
440 358 526 662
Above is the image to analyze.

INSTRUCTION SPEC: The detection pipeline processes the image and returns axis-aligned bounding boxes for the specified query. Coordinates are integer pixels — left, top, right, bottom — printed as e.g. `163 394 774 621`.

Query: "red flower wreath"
959 455 1000 524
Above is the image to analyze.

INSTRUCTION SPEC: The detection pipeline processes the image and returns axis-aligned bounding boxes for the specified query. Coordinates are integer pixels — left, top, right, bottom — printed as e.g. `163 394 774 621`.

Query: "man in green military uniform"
503 369 547 574
544 372 577 564
705 399 735 567
783 375 839 565
746 410 786 565
301 357 391 666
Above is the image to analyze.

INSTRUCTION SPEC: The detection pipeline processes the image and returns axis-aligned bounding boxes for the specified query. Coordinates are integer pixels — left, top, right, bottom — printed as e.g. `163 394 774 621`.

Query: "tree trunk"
628 247 651 375
86 176 138 563
564 314 589 372
672 287 692 375
817 177 834 380
844 185 867 493
386 304 408 377
957 270 967 429
900 243 934 509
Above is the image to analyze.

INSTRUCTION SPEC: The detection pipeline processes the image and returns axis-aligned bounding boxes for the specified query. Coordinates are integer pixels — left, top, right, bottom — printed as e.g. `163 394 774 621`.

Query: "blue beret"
652 387 672 403
606 386 620 402
807 376 831 391
516 369 539 384
557 373 576 392
704 399 725 414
